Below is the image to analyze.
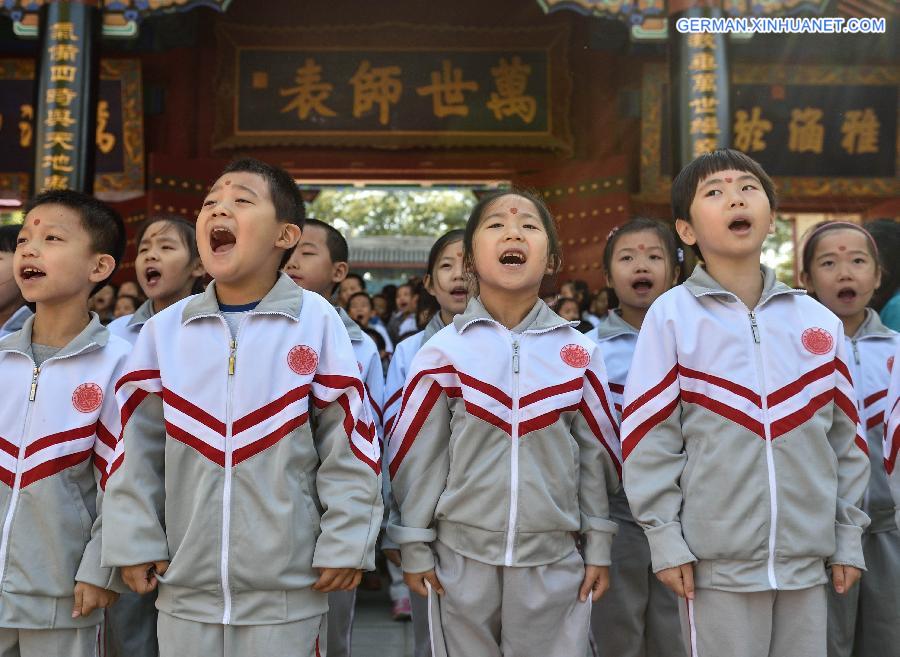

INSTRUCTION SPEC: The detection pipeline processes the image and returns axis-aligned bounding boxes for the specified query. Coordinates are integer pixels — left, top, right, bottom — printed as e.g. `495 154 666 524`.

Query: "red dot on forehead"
724 177 733 183
638 243 645 250
32 218 40 225
224 179 231 185
510 207 518 214
838 245 846 251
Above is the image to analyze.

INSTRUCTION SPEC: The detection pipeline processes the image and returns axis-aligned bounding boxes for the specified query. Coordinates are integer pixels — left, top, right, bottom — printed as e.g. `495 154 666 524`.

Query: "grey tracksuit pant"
325 590 356 657
387 560 431 657
427 541 592 657
678 586 826 657
0 626 99 657
591 517 684 657
827 527 900 657
157 612 325 657
106 590 158 657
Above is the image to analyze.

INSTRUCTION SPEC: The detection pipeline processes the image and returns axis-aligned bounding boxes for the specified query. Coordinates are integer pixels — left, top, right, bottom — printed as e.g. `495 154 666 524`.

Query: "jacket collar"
454 296 574 334
422 312 446 343
182 273 303 324
683 264 802 307
127 299 155 329
337 307 363 342
594 310 639 341
0 312 108 360
0 305 33 336
851 308 896 341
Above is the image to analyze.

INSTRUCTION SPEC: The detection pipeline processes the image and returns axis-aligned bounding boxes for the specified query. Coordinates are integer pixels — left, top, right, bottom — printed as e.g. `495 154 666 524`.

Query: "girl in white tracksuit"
586 218 684 657
799 221 900 657
107 215 205 347
387 190 620 657
382 229 471 657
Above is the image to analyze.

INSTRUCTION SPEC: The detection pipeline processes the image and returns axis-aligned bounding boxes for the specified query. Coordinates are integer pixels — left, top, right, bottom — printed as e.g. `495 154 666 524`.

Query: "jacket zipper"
221 324 241 624
504 338 520 566
0 364 39 588
749 310 779 589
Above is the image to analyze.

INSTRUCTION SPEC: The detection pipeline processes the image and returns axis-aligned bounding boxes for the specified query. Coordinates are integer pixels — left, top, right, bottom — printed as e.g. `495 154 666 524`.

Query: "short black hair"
24 190 125 294
0 224 22 253
344 272 366 290
670 149 777 260
603 217 679 281
463 188 561 275
303 218 349 263
219 158 305 267
426 229 465 278
348 291 373 308
362 326 386 351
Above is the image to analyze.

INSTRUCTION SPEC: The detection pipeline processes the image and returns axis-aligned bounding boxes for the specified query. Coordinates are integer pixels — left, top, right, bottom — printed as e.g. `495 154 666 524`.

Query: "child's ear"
331 261 349 284
799 269 814 294
767 211 776 235
89 254 116 284
277 223 302 251
675 218 696 246
190 258 206 279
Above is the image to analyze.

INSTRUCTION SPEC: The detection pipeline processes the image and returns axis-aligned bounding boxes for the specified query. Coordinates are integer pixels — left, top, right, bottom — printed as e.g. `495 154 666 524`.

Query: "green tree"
762 215 796 287
308 189 476 237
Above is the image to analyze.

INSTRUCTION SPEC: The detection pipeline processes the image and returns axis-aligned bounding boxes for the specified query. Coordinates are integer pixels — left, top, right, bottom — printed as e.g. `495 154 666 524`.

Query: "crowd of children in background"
0 149 898 657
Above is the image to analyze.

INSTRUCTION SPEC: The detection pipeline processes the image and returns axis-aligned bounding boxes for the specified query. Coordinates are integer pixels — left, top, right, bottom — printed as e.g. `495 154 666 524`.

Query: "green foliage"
308 189 476 237
762 215 796 287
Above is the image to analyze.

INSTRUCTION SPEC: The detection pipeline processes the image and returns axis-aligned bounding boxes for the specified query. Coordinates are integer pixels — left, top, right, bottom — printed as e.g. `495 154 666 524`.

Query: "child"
338 272 365 308
89 282 116 324
106 214 206 657
586 218 683 657
388 282 417 341
108 215 205 346
798 221 900 657
102 158 383 657
0 224 31 338
348 292 393 355
621 149 870 657
0 190 128 656
387 191 620 657
382 229 470 654
283 217 385 657
117 280 144 304
113 294 138 318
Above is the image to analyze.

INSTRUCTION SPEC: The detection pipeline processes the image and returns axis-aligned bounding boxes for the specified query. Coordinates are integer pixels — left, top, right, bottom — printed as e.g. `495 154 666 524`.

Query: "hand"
383 549 402 566
403 569 444 597
313 568 362 593
72 582 118 618
121 561 169 594
580 565 610 602
656 563 695 599
831 564 861 595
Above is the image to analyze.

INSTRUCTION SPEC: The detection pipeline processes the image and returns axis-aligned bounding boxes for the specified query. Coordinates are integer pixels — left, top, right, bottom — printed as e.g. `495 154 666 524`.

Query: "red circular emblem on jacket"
801 327 834 355
72 383 103 413
888 356 894 373
288 345 318 375
560 344 591 368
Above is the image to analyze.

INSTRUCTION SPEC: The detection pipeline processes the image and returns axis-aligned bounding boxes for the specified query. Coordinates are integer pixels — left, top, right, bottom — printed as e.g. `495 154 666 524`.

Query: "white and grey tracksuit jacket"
622 265 871 592
882 342 900 529
387 297 621 573
0 315 127 628
102 274 383 626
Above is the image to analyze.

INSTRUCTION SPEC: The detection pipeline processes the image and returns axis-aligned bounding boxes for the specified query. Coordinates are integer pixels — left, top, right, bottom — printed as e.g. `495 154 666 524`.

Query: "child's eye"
236 198 251 204
742 184 758 191
705 189 722 197
523 223 540 230
619 255 632 262
486 222 504 229
820 260 834 267
15 237 26 246
46 235 61 241
162 245 173 250
853 257 867 265
650 254 663 260
202 199 215 207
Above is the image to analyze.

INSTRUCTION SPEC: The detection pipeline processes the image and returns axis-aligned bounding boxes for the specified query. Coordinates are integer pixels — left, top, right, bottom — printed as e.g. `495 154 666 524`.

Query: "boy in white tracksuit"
0 190 127 656
284 218 385 657
622 150 870 657
102 159 383 657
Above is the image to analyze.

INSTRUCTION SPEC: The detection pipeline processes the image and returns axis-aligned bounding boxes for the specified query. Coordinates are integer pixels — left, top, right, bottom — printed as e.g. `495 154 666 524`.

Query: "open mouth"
209 226 236 254
631 278 654 293
499 249 526 266
837 287 857 302
144 266 161 286
450 285 468 299
20 266 45 280
729 217 752 233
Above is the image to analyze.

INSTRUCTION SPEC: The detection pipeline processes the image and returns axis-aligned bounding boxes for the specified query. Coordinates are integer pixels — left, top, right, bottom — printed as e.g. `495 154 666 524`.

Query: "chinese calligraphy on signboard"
214 24 572 151
640 63 899 199
0 58 144 198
